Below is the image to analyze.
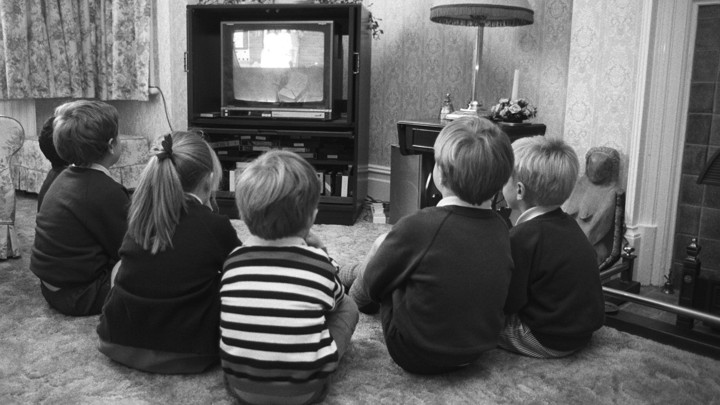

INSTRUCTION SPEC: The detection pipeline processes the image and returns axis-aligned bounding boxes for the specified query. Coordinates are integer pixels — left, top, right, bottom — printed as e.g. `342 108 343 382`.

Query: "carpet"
1 194 719 404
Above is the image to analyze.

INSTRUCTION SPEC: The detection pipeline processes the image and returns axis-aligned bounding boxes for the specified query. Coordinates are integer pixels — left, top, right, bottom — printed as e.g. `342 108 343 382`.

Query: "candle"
511 69 520 101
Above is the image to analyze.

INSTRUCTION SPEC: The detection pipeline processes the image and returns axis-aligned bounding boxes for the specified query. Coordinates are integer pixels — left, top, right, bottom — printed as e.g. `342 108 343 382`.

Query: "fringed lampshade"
430 0 534 110
430 0 534 27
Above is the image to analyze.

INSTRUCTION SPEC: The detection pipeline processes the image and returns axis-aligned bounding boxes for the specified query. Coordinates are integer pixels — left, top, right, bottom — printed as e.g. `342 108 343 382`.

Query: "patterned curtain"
0 0 151 101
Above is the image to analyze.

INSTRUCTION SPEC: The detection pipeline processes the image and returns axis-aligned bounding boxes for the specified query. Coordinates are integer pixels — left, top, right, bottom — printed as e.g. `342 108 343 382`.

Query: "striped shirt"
220 244 345 397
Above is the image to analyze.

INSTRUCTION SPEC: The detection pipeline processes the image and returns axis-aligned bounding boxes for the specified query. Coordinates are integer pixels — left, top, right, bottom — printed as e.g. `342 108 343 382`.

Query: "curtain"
0 0 151 101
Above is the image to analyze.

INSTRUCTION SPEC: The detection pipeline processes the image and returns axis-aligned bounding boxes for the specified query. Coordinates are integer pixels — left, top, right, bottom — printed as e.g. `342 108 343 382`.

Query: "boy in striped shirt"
220 150 359 405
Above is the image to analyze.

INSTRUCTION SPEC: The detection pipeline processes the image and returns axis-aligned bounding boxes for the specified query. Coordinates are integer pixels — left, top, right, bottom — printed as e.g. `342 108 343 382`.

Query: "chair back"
0 115 24 258
0 115 25 219
598 191 626 271
0 115 26 164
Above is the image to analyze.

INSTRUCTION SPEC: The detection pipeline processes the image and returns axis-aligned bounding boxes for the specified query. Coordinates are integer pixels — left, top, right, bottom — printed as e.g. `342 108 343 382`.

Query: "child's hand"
305 231 327 253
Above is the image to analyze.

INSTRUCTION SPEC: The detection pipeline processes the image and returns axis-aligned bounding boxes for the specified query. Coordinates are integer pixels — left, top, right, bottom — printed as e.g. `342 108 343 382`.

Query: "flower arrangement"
489 98 537 123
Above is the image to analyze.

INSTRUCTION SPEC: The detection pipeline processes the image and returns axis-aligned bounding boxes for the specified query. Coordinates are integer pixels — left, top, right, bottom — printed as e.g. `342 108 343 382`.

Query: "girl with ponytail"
97 131 241 374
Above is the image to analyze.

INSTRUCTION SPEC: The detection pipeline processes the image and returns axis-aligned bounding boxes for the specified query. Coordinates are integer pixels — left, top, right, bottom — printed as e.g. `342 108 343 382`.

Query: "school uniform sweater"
363 205 514 367
31 167 130 288
97 200 240 355
37 166 67 211
504 208 605 351
220 245 345 397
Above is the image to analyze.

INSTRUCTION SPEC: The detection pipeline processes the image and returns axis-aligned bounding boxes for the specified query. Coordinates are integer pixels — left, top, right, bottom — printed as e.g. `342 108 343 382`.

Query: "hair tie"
156 133 174 163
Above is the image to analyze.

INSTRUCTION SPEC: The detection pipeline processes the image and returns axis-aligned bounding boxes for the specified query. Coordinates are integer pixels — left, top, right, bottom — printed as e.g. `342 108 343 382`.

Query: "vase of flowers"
489 98 537 123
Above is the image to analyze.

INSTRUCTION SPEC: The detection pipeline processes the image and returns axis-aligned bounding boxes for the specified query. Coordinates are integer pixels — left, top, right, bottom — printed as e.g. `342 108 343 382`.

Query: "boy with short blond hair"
31 100 129 316
220 150 358 404
343 116 515 374
500 136 604 358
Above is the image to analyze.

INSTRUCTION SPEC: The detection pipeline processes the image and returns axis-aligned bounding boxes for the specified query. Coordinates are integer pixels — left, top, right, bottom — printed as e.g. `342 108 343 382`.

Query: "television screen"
221 21 334 118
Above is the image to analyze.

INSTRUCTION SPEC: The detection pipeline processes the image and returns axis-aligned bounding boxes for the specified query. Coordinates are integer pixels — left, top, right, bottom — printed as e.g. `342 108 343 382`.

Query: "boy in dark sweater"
37 115 69 211
31 100 130 316
499 136 604 358
343 116 515 374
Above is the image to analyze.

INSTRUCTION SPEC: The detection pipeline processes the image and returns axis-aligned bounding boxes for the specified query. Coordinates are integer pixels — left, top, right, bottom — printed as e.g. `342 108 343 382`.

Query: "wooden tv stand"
186 4 371 225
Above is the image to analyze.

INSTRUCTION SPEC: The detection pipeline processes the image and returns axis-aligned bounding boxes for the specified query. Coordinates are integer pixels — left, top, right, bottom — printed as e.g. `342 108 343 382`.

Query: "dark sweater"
97 200 241 355
37 166 67 211
364 205 513 365
31 167 130 288
505 208 605 351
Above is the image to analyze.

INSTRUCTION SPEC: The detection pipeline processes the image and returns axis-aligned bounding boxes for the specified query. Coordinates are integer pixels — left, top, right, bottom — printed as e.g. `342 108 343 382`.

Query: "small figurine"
563 146 623 265
439 93 454 122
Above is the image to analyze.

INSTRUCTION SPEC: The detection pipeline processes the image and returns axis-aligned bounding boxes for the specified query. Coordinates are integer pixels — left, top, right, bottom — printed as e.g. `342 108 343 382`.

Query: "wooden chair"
597 191 640 302
0 116 24 259
598 192 626 271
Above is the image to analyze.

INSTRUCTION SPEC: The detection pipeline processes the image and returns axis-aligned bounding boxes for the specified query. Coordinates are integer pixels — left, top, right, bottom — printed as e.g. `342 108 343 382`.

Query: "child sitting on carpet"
96 131 240 374
341 116 515 374
499 136 605 358
36 115 68 211
220 150 358 404
30 100 129 316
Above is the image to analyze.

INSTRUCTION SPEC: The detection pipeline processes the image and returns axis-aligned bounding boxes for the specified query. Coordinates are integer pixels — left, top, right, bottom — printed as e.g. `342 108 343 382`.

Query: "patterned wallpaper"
367 0 476 167
562 0 644 186
480 0 573 141
30 0 644 182
368 0 574 168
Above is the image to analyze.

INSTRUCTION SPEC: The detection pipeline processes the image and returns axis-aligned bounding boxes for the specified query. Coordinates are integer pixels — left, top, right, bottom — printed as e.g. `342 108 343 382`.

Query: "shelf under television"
214 190 353 205
200 127 355 139
217 156 353 166
319 196 354 204
191 117 354 132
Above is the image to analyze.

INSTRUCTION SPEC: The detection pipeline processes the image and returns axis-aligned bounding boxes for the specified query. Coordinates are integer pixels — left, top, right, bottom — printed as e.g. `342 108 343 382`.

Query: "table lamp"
430 0 534 113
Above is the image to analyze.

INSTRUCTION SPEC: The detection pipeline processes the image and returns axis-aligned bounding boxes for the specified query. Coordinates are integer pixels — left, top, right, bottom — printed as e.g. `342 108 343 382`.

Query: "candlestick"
511 69 519 101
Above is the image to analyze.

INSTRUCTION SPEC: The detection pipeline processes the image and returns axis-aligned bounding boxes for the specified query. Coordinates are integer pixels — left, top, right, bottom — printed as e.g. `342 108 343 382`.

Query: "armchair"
0 116 25 259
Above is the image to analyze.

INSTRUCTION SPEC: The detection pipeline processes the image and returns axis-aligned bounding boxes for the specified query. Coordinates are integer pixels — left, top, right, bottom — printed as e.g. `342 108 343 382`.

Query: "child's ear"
108 137 119 154
516 182 526 200
302 209 319 239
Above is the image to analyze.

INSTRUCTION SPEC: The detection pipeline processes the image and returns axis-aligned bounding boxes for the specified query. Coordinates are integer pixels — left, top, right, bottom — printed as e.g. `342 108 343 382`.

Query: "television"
220 20 340 120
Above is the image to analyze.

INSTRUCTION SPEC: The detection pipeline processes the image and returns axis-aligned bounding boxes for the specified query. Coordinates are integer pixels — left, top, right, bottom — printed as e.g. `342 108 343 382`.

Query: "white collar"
436 196 491 209
185 193 203 205
243 235 308 247
515 205 560 226
77 163 112 178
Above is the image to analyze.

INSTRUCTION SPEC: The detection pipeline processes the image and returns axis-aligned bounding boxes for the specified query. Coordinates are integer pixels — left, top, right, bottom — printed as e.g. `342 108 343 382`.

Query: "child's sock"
337 264 358 289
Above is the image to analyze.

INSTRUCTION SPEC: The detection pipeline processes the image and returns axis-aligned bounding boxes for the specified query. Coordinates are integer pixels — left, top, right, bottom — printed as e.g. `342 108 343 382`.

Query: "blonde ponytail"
126 131 220 254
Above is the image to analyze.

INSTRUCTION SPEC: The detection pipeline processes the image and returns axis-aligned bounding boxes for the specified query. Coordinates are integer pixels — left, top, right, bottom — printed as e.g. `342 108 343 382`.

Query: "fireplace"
678 153 720 331
673 4 720 296
698 150 720 187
